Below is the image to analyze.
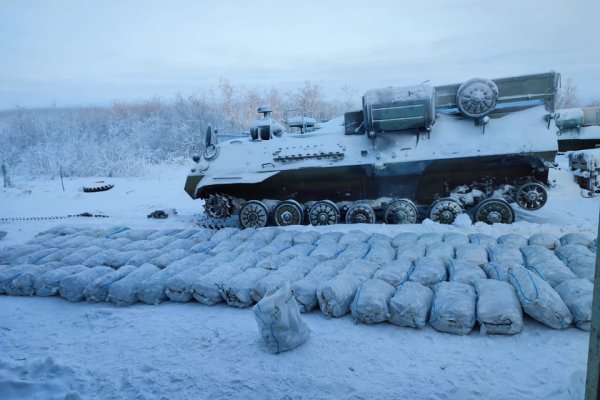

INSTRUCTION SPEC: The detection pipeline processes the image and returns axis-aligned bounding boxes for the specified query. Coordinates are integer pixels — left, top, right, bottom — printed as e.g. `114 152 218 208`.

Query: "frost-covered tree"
555 78 579 109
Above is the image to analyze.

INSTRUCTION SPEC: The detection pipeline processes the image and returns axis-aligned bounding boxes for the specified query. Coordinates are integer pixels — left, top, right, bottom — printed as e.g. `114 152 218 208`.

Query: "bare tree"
555 78 579 109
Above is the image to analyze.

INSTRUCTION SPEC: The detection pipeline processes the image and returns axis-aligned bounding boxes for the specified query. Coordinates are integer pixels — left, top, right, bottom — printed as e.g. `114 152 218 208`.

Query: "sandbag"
161 238 195 252
107 263 160 306
111 229 157 241
372 257 414 287
119 250 159 267
252 256 316 302
454 244 488 266
391 232 418 248
248 228 280 244
35 265 89 297
152 249 189 269
559 233 592 247
443 232 469 246
220 268 271 307
448 260 486 286
253 282 310 354
468 233 496 247
61 235 96 248
84 265 138 302
35 249 76 264
189 229 215 242
14 248 61 265
292 231 320 245
521 245 576 287
507 265 572 329
554 244 592 262
497 233 528 248
255 254 292 271
291 259 347 312
82 249 121 267
430 281 477 335
146 236 178 249
269 231 294 246
350 279 395 324
192 264 244 305
279 244 315 258
408 257 447 288
0 264 38 293
5 263 63 296
311 243 345 261
565 254 595 282
256 241 291 258
62 246 104 265
336 242 370 260
0 244 45 265
60 266 114 302
174 228 202 239
138 262 196 305
418 233 443 246
189 241 217 254
208 227 238 242
315 232 343 245
338 230 370 245
554 279 593 331
474 279 523 335
425 243 454 262
482 262 511 282
388 281 433 329
528 233 559 249
396 242 426 262
86 237 131 250
208 238 244 255
488 244 523 265
365 240 395 266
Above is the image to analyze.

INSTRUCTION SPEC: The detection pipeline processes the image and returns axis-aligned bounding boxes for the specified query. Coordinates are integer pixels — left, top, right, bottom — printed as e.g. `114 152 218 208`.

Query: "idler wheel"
514 182 548 210
456 78 499 118
474 198 515 224
384 199 418 224
239 200 269 229
273 200 304 226
429 197 464 225
309 200 340 226
345 204 376 224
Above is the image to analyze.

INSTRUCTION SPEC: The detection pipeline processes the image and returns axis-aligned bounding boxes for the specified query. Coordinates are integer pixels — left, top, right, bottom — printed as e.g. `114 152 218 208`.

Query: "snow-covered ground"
0 155 598 400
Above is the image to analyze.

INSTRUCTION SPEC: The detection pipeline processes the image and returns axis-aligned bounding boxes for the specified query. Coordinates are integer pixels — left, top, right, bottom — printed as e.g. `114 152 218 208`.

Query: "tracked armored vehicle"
185 72 560 228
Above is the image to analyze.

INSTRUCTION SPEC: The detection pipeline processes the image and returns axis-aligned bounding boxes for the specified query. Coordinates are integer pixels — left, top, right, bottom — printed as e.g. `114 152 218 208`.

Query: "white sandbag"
190 229 215 242
220 268 271 307
528 233 559 249
189 241 217 254
14 248 62 265
339 230 370 245
291 259 347 312
391 232 418 248
208 238 244 255
292 231 320 245
61 235 96 248
468 233 497 247
60 266 114 302
111 229 157 241
152 249 189 269
497 233 528 248
138 261 196 305
104 250 141 268
248 227 280 244
26 233 58 245
482 262 511 282
5 263 63 296
559 233 592 247
161 238 195 252
565 254 595 282
554 279 593 331
192 264 244 305
252 256 317 302
253 282 310 354
337 242 370 260
36 248 76 264
255 254 292 271
228 228 255 241
84 265 138 302
174 229 202 239
487 244 523 265
408 257 447 288
430 281 477 335
0 265 38 293
443 232 469 246
62 246 104 265
418 232 443 246
425 243 454 262
164 265 214 302
474 279 523 335
521 245 576 287
311 243 345 261
269 231 295 246
554 244 592 262
454 243 488 266
35 265 89 297
316 259 380 317
279 244 315 258
209 227 238 242
351 279 395 324
107 263 160 306
365 240 395 266
0 244 45 265
86 237 132 250
396 242 426 262
388 281 434 328
372 257 414 287
315 232 343 245
147 236 178 249
121 240 153 251
508 265 573 329
256 241 291 258
82 249 121 267
448 260 486 286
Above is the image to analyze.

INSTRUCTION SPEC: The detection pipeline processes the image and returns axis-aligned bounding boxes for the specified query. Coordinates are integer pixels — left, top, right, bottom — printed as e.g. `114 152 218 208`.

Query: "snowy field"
0 155 598 400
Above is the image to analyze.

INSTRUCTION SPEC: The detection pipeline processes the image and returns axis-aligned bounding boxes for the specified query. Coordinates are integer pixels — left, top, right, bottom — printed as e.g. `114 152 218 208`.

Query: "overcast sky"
0 0 598 110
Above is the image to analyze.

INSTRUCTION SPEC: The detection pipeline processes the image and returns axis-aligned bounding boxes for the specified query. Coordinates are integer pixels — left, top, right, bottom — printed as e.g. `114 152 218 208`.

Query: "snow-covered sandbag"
220 268 271 307
507 265 572 329
111 229 157 241
482 262 511 282
256 241 291 258
337 242 370 260
84 265 138 302
189 241 217 254
208 238 244 255
230 228 256 241
248 227 280 244
292 231 320 245
253 282 310 354
82 250 120 267
454 243 488 266
565 254 595 282
209 227 238 242
85 237 131 250
559 233 592 247
391 232 418 248
252 256 317 302
26 233 57 245
338 230 370 245
151 249 188 269
468 233 496 247
35 265 89 297
255 254 292 271
554 244 592 262
269 231 295 246
365 240 395 265
497 233 528 248
121 240 153 251
311 243 345 261
0 265 38 293
138 262 196 305
0 244 45 265
291 259 347 312
121 249 161 267
192 264 244 305
430 281 477 335
528 233 559 249
14 248 61 265
174 229 202 239
554 279 593 331
443 232 469 246
448 260 486 286
279 244 315 258
521 245 576 287
161 238 195 252
418 232 443 246
488 244 523 265
60 266 114 302
61 246 103 265
107 263 160 306
395 242 426 262
5 264 63 296
190 229 215 242
408 257 447 288
315 232 343 245
372 257 414 287
146 236 178 249
35 249 76 264
316 259 380 317
61 235 96 248
146 229 182 240
388 281 433 329
425 243 454 262
474 279 523 335
351 279 395 324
